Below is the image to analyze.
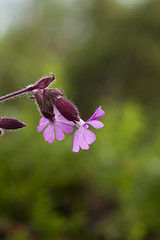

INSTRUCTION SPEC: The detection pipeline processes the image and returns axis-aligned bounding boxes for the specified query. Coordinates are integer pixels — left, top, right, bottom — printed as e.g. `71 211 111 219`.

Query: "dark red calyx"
0 118 26 130
55 97 79 122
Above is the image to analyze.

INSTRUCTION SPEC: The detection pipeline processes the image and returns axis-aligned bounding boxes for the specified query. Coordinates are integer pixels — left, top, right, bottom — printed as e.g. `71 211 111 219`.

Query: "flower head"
37 108 74 143
72 106 105 152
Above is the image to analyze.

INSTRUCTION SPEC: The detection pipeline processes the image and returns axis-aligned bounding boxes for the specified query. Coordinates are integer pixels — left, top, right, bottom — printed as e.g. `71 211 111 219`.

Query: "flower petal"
57 122 73 134
48 127 55 143
55 124 65 141
43 124 55 143
78 128 89 150
37 119 49 132
83 128 96 145
87 106 105 121
72 129 80 152
57 115 75 126
39 117 50 125
54 108 61 118
37 123 48 132
86 120 104 129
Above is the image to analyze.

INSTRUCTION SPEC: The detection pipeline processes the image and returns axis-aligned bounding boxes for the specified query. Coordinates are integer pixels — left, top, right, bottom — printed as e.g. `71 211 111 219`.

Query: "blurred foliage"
67 0 160 114
0 0 160 239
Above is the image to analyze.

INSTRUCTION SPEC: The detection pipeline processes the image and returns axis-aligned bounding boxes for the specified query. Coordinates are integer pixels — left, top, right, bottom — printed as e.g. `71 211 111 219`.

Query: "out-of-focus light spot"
116 0 149 7
0 0 31 36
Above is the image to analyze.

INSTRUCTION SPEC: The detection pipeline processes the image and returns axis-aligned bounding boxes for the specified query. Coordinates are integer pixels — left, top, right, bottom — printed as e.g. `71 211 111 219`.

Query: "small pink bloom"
37 109 74 143
72 106 105 152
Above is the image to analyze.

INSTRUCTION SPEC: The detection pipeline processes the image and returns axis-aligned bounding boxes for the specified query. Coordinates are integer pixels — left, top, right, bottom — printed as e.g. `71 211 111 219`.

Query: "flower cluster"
37 105 104 152
0 73 105 152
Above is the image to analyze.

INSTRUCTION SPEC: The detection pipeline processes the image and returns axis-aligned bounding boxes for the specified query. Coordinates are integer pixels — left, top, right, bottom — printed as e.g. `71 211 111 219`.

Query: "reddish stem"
0 85 34 102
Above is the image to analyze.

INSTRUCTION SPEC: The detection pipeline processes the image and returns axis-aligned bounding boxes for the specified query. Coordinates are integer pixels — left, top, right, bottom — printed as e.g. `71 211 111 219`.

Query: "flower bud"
33 90 54 121
0 118 26 130
46 88 63 104
47 88 63 97
55 97 80 122
34 73 55 89
32 90 43 108
42 90 54 113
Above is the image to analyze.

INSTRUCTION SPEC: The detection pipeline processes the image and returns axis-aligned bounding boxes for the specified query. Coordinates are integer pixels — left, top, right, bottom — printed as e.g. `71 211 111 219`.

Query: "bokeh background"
0 0 160 239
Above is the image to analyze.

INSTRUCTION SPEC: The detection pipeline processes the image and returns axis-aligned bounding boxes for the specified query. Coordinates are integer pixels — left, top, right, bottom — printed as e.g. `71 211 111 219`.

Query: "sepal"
55 97 80 121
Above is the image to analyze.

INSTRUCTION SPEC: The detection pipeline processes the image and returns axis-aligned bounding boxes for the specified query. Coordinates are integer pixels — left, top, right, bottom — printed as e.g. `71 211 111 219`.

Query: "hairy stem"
0 85 34 102
0 73 55 103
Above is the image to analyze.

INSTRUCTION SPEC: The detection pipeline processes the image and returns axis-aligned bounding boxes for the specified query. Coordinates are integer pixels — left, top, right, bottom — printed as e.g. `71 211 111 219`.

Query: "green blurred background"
0 0 160 239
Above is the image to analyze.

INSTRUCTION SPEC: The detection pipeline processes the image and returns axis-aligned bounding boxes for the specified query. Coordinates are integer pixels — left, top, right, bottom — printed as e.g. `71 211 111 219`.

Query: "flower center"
75 119 85 128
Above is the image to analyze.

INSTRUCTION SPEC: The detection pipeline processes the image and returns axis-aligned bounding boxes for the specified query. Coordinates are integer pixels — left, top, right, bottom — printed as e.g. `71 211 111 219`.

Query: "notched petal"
87 106 105 121
55 125 65 141
72 130 80 152
84 128 96 145
86 120 104 129
43 124 55 143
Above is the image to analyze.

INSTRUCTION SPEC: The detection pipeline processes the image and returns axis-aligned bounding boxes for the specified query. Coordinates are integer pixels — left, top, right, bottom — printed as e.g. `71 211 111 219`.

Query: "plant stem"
0 74 55 103
0 85 34 102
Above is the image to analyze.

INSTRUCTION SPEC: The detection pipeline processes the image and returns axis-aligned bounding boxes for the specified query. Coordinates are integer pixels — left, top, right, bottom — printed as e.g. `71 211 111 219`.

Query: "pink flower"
72 106 105 152
37 109 74 143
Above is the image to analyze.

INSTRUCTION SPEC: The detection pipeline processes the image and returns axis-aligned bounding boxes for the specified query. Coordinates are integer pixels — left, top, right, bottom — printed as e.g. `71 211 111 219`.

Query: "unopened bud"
32 90 43 109
0 118 26 130
34 73 55 89
55 97 80 121
33 90 54 121
46 88 63 103
47 88 63 97
32 90 43 106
